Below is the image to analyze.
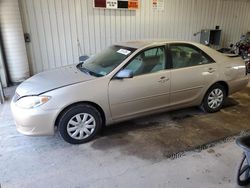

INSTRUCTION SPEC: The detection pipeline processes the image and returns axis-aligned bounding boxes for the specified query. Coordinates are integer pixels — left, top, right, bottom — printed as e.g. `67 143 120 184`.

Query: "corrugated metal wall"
19 0 250 74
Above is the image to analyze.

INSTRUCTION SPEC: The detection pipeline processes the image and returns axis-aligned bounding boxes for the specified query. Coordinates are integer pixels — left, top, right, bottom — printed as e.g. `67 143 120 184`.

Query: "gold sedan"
11 41 249 144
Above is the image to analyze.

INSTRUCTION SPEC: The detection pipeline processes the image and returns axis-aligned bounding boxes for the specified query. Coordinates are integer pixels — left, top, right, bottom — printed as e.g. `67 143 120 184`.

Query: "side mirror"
77 55 90 68
79 55 89 63
115 69 133 79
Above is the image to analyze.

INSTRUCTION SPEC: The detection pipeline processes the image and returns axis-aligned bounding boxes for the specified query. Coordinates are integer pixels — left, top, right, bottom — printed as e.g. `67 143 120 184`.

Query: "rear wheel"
58 104 102 144
201 84 226 113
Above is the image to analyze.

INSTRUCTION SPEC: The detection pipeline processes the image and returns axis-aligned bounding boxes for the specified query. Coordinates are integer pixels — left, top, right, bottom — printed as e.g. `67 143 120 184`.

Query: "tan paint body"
11 41 249 135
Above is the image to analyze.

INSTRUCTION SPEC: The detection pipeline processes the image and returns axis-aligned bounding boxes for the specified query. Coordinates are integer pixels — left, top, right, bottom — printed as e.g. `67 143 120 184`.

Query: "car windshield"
78 45 136 77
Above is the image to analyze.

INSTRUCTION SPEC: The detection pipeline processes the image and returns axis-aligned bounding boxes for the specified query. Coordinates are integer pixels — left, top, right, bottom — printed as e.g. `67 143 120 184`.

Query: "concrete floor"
0 83 250 188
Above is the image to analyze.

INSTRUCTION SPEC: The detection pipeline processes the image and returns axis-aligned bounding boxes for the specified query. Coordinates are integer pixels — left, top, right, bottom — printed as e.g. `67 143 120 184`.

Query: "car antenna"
77 39 89 64
77 39 83 62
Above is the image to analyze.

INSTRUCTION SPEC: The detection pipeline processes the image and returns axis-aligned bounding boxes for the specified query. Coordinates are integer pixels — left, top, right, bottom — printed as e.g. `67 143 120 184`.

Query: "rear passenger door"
169 43 215 106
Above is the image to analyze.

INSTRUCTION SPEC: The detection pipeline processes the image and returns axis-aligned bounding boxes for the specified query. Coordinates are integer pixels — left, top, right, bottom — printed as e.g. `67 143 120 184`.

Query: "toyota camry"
11 41 249 144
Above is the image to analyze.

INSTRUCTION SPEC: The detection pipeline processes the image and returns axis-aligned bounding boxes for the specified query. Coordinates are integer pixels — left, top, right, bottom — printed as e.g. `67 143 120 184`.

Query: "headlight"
16 96 51 109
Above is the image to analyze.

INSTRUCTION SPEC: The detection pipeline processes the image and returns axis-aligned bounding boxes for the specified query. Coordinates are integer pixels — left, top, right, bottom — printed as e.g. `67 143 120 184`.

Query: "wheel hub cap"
67 113 96 140
207 88 224 109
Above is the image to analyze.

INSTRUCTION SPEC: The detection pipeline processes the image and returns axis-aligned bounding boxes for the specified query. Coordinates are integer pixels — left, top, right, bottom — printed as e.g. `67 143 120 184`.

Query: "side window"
125 47 166 76
170 45 213 69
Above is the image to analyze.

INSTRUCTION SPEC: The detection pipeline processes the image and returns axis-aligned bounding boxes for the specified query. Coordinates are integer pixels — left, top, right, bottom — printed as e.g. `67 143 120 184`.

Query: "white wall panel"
19 0 250 74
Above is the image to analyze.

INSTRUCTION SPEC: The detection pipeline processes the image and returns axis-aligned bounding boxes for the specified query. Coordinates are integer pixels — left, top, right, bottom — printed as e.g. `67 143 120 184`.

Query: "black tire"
237 153 250 186
201 83 226 113
58 104 102 144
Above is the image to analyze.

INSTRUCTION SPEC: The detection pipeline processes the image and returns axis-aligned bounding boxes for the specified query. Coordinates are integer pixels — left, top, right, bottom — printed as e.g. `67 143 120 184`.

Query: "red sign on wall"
94 0 106 7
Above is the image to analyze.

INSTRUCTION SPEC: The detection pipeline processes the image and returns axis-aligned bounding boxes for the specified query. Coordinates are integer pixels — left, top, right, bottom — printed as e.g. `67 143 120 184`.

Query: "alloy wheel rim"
207 88 224 109
67 113 96 140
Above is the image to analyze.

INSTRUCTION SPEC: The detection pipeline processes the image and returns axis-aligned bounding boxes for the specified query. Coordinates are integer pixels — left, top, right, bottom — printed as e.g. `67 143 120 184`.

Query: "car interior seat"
131 53 145 76
151 53 165 72
171 50 181 68
173 50 189 68
140 56 160 74
188 52 203 66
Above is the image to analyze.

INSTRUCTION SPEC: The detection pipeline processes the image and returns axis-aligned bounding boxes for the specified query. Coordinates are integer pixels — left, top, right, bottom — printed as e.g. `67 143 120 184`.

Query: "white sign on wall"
106 0 118 9
152 0 164 11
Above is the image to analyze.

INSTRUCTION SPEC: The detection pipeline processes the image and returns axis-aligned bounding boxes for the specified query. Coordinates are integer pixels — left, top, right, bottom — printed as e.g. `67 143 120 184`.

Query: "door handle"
208 68 216 73
158 77 169 83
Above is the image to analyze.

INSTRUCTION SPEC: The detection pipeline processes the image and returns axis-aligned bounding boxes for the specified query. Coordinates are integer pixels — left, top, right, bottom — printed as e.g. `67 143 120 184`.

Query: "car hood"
16 65 95 97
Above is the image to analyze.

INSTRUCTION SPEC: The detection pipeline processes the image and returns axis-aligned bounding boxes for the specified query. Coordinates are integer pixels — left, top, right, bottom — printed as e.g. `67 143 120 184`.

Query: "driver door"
108 46 171 120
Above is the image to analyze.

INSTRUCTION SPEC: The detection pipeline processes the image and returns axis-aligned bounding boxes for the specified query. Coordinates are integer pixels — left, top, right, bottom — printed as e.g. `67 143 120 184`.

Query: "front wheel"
201 84 226 113
58 104 102 144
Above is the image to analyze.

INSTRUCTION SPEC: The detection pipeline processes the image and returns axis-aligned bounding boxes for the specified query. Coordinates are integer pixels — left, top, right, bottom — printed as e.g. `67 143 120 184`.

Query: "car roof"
115 40 200 49
115 40 229 63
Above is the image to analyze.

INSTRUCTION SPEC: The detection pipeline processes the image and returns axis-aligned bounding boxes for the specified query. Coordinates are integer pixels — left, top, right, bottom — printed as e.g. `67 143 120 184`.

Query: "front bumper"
10 100 59 136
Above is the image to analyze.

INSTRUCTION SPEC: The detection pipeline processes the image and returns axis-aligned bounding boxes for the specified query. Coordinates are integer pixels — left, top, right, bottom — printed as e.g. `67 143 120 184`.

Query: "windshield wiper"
79 66 91 75
77 64 102 77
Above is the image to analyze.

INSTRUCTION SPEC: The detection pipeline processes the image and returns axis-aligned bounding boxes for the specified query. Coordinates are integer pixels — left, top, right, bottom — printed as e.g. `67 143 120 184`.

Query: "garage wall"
19 0 250 74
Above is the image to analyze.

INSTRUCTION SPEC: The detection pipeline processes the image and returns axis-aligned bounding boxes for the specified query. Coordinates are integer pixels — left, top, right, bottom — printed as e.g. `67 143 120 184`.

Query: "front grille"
13 92 20 102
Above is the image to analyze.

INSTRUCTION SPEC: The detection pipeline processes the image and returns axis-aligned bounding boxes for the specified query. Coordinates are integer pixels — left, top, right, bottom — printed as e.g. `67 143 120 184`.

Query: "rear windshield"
80 45 136 77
